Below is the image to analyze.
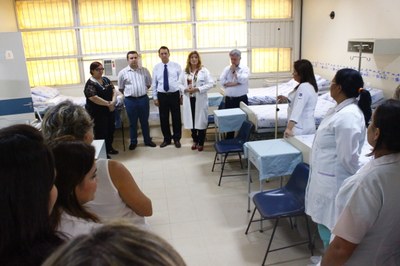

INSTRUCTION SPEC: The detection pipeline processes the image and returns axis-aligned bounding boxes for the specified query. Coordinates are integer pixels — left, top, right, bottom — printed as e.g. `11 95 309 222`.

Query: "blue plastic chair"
245 162 314 265
211 120 253 186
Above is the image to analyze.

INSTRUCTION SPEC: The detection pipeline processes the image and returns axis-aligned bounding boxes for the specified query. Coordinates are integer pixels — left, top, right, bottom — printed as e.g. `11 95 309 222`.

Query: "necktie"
163 64 169 92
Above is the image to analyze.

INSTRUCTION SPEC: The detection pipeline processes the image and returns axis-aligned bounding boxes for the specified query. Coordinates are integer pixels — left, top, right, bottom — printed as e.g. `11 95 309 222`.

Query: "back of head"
43 222 186 266
294 59 318 92
51 140 98 225
41 101 93 145
0 124 61 263
371 99 400 153
335 68 372 126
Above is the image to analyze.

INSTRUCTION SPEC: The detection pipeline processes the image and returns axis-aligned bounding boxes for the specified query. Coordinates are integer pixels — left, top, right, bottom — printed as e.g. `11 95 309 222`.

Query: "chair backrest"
236 120 254 144
285 162 310 204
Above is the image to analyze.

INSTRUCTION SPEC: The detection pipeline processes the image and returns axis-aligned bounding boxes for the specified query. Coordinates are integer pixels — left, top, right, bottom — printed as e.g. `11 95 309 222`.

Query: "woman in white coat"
305 68 372 249
277 59 318 138
179 51 214 151
322 99 400 265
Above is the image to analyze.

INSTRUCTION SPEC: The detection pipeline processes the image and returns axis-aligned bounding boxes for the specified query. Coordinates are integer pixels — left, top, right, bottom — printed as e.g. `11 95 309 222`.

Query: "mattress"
247 75 331 105
241 86 385 133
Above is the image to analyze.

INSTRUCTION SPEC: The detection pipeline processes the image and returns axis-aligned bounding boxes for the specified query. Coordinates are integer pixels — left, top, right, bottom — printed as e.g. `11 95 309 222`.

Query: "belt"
126 94 147 99
158 90 179 95
225 95 246 99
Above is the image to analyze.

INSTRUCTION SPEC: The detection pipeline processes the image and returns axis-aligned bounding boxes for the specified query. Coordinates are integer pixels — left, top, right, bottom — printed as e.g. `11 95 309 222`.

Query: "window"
15 0 294 87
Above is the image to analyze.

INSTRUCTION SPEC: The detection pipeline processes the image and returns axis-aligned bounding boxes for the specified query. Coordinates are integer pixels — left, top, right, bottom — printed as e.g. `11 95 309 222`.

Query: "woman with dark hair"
179 51 214 151
84 61 118 158
0 124 64 265
42 101 152 230
305 68 372 249
50 140 101 238
277 59 319 137
322 99 400 265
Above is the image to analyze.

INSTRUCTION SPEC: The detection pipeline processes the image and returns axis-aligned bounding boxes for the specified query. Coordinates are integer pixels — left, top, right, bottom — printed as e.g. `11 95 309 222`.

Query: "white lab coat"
305 98 366 230
287 82 318 135
332 153 400 265
179 67 214 129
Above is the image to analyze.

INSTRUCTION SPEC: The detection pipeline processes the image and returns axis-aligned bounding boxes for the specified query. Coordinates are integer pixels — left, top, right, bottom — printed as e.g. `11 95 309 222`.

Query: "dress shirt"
118 66 151 97
219 63 250 97
152 61 182 100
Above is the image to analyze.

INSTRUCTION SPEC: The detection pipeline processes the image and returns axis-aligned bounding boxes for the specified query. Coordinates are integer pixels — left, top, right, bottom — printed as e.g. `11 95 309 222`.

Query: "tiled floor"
111 126 323 266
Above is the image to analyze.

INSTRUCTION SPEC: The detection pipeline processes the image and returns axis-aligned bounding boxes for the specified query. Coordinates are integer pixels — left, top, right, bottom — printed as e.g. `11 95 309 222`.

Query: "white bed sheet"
247 76 331 105
243 87 385 133
243 97 335 132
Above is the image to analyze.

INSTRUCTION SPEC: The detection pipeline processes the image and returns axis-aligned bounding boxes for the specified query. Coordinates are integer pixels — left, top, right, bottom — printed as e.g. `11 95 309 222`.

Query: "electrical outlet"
5 50 14 60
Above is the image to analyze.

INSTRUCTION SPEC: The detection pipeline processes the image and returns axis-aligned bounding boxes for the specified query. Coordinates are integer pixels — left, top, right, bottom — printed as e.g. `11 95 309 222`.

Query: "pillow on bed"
31 94 49 103
31 86 60 99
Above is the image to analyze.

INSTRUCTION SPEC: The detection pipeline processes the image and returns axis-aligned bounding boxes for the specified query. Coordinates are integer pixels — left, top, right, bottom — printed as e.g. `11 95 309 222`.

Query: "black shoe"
160 141 171 148
174 140 181 148
145 141 157 147
108 149 119 155
129 144 137 150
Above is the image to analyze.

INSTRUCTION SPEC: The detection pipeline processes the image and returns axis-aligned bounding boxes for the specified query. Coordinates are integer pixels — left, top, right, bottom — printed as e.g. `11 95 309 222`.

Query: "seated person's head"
368 99 400 154
0 124 61 263
50 139 99 227
41 101 94 145
43 221 186 266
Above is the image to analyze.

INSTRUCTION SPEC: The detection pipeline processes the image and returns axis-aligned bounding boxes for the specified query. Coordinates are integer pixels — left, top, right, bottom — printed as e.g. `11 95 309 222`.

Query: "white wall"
302 0 400 98
0 0 17 32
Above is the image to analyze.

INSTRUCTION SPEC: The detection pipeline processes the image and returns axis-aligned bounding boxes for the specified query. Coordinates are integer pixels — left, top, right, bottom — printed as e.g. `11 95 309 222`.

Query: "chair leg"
238 152 243 169
245 207 257 234
262 218 279 266
121 121 126 151
304 215 314 256
212 152 218 172
218 153 228 186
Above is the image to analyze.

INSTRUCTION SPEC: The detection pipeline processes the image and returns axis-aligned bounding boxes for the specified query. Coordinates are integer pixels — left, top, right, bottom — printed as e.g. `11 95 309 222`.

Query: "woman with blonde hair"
43 222 186 266
179 51 214 151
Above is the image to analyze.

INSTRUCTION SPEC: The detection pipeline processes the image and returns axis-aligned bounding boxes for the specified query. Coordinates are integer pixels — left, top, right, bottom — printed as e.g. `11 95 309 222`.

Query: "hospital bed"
240 87 385 133
246 75 331 105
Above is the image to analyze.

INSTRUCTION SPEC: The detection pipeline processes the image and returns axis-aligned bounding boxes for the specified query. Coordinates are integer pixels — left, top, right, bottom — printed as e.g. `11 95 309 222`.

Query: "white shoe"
307 256 321 266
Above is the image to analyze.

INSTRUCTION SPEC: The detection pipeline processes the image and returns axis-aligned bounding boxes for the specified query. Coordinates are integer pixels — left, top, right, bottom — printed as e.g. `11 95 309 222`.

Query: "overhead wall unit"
0 32 34 128
348 39 400 55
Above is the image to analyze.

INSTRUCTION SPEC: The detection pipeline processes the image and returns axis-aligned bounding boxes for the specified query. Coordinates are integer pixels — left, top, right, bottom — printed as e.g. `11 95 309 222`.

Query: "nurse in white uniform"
278 59 318 138
179 51 214 151
305 68 372 249
322 99 400 265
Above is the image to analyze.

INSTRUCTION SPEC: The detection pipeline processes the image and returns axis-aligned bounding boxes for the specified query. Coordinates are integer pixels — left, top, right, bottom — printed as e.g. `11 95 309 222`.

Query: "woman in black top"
84 61 118 157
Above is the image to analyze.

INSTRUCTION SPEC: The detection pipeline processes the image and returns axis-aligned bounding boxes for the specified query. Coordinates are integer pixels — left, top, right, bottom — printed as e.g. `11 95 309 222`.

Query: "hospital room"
1 0 400 265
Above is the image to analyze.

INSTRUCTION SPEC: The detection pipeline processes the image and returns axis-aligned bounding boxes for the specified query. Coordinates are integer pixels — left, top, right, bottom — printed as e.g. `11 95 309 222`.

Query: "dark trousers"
224 94 248 139
92 110 115 153
124 95 151 145
190 97 206 146
157 91 182 142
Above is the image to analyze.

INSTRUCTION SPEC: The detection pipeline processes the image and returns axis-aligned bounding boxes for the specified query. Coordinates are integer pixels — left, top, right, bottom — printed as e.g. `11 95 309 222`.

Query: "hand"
230 64 237 73
277 95 288 103
223 82 238 87
154 99 159 107
284 128 294 138
108 104 115 112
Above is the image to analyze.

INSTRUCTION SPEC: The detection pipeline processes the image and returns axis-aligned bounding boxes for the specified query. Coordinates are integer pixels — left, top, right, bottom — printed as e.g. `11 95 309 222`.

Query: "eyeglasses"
96 68 104 71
